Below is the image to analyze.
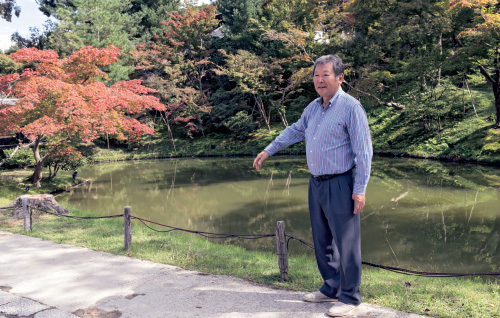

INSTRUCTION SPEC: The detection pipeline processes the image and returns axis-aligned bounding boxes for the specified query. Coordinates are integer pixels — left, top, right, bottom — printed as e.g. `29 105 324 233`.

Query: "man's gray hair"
312 54 344 78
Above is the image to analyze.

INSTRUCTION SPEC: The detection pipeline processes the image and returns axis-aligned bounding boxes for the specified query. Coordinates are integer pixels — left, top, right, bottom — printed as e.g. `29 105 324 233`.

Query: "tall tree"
216 0 265 53
217 0 263 35
134 5 219 136
342 0 452 113
0 46 165 187
219 49 282 131
449 0 500 128
0 0 20 22
10 20 55 51
46 0 142 81
128 0 180 42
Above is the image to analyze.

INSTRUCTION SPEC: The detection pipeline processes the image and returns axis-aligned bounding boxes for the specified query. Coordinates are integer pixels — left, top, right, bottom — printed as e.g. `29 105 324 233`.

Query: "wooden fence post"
22 196 31 232
124 206 132 251
276 220 289 281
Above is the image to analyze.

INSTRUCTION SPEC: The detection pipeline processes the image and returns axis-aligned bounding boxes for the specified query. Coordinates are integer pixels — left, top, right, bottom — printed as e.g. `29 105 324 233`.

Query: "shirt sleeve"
347 102 373 195
264 108 308 156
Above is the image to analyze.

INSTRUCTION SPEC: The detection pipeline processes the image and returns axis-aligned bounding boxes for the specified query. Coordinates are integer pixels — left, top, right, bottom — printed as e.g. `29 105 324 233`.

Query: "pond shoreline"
87 150 500 168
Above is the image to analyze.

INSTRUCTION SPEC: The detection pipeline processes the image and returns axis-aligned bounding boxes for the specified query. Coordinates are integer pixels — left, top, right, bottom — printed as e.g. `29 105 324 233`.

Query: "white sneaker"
327 301 357 317
303 291 338 303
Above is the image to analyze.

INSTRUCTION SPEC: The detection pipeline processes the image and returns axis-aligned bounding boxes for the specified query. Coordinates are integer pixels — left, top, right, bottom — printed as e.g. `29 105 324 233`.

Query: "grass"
0 202 499 317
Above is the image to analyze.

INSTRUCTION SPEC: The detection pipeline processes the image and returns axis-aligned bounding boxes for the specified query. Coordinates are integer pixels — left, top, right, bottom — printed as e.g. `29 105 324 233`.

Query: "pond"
57 156 500 274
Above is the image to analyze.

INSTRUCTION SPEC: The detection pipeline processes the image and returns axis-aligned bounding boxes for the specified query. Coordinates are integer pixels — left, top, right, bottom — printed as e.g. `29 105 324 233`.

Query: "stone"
0 297 49 316
35 309 79 318
0 290 18 306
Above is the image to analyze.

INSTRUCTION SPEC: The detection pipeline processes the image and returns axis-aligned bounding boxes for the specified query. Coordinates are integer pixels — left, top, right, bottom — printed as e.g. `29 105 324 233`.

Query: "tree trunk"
254 95 271 132
2 194 69 218
31 137 45 188
495 88 500 129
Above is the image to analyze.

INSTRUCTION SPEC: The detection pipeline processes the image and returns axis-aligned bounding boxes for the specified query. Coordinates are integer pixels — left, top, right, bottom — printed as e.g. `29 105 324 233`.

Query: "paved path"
0 230 427 318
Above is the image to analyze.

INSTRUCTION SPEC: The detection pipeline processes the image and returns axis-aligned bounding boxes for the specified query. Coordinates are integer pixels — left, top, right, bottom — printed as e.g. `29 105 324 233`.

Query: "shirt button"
314 137 316 140
322 112 324 115
310 150 312 153
317 124 320 127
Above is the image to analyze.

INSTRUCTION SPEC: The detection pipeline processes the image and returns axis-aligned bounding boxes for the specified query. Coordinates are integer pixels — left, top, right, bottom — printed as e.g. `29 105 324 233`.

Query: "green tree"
0 0 20 22
47 0 142 81
10 20 55 51
217 0 263 35
0 53 21 76
128 0 180 42
449 0 500 128
216 0 266 53
219 49 282 131
342 0 456 120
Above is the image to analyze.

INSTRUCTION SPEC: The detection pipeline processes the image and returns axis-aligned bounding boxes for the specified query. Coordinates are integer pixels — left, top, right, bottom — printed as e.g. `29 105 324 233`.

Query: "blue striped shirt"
264 88 373 195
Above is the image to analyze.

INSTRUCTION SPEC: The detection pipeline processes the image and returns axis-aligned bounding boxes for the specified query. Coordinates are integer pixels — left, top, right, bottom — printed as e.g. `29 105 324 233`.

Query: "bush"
224 111 257 140
1 148 34 169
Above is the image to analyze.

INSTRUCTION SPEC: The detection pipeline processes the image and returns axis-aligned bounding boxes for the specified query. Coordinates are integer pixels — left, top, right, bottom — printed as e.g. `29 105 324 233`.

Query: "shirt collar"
317 87 344 108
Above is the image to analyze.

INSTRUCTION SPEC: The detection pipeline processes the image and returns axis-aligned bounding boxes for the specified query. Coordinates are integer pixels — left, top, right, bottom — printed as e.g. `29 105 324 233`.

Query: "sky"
0 0 214 52
0 0 52 52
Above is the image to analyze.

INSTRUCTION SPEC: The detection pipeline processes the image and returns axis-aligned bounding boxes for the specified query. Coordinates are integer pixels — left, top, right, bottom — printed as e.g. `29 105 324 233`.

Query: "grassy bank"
0 196 499 318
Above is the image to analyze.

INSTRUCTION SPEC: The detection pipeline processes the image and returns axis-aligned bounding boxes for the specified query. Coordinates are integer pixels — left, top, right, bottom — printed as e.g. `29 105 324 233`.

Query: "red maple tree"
132 6 219 138
0 45 165 187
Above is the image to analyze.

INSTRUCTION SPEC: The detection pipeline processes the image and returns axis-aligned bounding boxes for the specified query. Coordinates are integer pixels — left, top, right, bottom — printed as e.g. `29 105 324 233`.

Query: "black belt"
311 167 354 182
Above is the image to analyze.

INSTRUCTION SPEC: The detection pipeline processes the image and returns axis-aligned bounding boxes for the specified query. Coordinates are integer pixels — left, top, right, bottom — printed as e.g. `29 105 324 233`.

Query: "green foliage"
0 0 20 22
1 148 34 169
10 20 55 51
224 111 257 140
217 0 263 35
3 0 500 165
0 53 21 75
47 0 142 81
128 0 180 42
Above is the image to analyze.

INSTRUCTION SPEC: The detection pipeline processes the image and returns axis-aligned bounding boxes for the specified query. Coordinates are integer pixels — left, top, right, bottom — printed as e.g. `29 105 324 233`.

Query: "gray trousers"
308 170 361 305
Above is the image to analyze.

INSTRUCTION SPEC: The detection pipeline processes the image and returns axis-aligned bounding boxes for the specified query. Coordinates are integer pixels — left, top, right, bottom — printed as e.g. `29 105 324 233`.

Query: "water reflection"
57 156 500 273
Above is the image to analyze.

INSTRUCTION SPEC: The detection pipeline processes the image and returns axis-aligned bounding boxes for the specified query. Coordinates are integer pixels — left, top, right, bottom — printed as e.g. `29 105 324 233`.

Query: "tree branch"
0 140 36 167
454 36 497 86
343 81 406 110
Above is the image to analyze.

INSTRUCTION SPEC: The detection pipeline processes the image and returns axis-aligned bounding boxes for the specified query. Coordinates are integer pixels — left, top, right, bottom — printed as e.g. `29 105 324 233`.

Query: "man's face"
313 62 344 103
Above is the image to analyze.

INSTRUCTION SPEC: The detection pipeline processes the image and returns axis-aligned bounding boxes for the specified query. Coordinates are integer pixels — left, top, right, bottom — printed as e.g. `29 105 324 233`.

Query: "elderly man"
253 54 372 317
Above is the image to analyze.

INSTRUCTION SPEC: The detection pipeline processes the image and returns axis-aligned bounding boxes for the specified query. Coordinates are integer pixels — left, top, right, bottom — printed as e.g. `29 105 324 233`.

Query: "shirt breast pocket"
329 121 347 139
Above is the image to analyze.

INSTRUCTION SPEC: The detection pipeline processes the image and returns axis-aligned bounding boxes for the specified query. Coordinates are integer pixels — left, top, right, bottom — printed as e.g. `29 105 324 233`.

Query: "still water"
57 156 500 273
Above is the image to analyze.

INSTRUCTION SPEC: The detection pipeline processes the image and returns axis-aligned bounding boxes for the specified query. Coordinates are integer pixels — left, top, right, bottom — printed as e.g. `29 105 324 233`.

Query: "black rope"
285 234 314 249
285 233 500 277
360 261 500 278
36 207 123 220
131 216 275 240
28 207 500 278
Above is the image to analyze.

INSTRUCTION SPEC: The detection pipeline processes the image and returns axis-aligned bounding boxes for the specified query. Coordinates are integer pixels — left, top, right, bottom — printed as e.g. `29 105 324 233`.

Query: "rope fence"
13 200 500 280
